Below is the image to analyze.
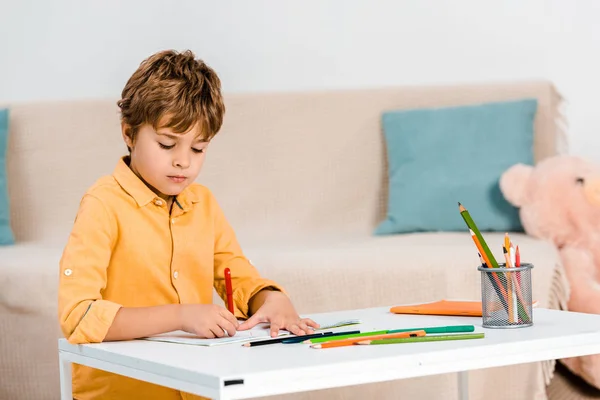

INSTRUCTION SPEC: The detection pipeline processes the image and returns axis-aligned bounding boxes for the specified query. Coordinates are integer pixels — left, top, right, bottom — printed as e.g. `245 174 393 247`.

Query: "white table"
58 307 600 400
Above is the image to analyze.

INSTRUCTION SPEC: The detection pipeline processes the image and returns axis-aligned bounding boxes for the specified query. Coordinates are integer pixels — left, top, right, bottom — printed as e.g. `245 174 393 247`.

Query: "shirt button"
171 218 176 224
173 271 179 279
154 199 163 206
64 269 72 276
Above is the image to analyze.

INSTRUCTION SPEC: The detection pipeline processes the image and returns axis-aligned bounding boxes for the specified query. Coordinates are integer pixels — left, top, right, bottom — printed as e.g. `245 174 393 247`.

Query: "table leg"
59 354 73 400
458 371 469 400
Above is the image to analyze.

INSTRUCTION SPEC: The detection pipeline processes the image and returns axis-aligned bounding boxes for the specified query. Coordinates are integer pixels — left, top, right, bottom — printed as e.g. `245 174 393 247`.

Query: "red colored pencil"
224 267 234 314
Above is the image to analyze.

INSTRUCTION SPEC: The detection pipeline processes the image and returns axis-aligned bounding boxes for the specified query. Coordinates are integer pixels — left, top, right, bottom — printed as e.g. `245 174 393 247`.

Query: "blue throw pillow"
0 108 14 245
375 99 536 235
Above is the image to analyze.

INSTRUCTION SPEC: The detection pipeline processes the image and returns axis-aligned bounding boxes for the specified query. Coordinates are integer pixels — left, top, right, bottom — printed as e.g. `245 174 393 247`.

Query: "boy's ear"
121 122 134 149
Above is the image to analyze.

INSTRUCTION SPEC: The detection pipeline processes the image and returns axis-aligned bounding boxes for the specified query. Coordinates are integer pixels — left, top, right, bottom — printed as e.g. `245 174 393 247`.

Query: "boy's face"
122 122 209 201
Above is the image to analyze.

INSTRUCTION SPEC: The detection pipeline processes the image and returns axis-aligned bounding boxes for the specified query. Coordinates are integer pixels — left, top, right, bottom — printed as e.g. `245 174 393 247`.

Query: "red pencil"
224 267 234 314
515 245 522 285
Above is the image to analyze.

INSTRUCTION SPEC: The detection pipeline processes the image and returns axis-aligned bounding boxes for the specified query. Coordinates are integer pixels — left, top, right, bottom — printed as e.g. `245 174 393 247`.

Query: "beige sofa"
1 81 570 399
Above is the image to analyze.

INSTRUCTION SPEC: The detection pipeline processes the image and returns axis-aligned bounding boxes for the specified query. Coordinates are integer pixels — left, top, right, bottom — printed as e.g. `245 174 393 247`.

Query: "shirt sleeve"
210 195 286 319
58 194 122 344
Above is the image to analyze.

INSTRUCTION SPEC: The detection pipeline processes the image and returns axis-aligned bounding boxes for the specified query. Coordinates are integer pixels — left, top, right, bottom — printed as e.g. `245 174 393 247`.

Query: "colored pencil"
504 234 516 323
471 229 493 270
303 330 388 344
357 333 485 345
515 244 522 284
388 325 475 334
472 230 509 311
310 330 426 349
503 246 531 322
503 246 516 323
242 333 326 347
281 330 360 344
242 331 350 347
504 233 511 260
459 203 499 268
224 267 234 314
510 244 516 269
478 253 487 267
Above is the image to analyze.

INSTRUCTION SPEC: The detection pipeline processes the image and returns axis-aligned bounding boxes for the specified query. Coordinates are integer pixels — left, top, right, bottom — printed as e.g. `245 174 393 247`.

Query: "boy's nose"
173 153 191 169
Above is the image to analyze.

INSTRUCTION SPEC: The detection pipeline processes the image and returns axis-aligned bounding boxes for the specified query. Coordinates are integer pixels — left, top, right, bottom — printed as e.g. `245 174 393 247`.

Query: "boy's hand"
179 304 239 338
237 290 320 337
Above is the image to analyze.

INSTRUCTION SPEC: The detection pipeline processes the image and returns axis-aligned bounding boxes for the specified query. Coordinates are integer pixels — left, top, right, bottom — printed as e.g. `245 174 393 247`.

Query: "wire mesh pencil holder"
477 263 534 328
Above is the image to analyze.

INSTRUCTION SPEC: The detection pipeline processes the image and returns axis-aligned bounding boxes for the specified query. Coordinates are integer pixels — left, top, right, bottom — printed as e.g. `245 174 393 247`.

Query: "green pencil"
458 202 499 268
388 325 475 334
358 333 485 345
304 330 388 344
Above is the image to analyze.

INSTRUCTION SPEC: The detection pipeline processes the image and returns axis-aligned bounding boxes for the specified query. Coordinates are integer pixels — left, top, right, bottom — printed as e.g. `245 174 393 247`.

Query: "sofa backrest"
5 81 565 246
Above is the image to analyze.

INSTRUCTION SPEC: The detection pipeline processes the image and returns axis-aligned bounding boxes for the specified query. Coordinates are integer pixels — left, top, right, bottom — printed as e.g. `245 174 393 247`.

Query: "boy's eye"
158 143 175 150
192 148 204 154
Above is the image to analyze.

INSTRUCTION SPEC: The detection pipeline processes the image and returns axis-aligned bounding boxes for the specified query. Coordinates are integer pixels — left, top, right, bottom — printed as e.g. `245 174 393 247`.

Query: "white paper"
141 323 290 347
140 319 363 347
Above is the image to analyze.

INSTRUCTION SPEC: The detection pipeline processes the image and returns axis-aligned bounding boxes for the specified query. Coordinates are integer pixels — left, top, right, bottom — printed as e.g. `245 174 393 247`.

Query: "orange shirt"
58 157 284 400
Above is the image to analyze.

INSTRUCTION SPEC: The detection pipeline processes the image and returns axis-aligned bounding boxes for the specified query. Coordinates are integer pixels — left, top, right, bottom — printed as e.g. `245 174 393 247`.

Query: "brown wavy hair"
117 50 225 150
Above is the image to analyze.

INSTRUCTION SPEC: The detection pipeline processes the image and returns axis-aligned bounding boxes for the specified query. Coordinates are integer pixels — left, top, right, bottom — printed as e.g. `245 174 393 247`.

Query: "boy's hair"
117 50 225 149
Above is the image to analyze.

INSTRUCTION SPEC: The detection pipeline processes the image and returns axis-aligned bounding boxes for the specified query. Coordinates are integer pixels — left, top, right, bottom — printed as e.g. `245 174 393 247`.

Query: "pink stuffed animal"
500 154 600 389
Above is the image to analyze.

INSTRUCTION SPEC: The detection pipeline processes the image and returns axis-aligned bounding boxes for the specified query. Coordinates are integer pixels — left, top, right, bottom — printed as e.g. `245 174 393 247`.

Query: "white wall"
1 0 599 160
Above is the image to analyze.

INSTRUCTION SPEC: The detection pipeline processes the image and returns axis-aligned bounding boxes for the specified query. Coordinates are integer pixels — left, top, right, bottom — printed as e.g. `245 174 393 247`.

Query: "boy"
58 49 318 400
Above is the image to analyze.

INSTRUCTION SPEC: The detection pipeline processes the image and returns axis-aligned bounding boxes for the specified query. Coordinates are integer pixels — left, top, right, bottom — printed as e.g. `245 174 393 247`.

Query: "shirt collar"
113 156 199 208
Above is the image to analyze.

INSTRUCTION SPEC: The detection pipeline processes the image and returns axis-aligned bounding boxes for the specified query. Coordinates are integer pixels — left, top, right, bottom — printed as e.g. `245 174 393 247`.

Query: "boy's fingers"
220 309 239 329
210 326 226 338
238 314 264 331
218 317 238 337
270 322 282 337
298 322 312 333
304 318 320 329
289 325 306 336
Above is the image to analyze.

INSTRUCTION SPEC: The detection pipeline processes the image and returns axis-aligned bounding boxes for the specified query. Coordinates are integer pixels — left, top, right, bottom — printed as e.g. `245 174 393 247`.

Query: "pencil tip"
311 344 321 349
503 246 507 253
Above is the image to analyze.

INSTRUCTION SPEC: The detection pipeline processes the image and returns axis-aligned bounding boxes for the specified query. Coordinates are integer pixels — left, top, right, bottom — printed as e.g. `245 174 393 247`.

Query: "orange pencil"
470 229 492 268
470 229 508 301
310 330 426 349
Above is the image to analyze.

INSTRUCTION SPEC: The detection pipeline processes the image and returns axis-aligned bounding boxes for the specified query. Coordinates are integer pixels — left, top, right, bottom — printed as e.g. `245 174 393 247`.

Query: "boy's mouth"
168 176 187 183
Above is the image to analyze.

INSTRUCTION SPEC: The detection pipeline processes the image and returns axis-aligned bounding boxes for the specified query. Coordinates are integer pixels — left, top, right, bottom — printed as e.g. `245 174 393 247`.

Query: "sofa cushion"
0 108 14 245
375 99 537 235
0 244 63 400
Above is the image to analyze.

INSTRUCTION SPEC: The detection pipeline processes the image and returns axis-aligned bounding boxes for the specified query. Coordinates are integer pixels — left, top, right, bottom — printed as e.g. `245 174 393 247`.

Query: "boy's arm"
210 194 285 319
104 305 181 341
58 194 133 344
